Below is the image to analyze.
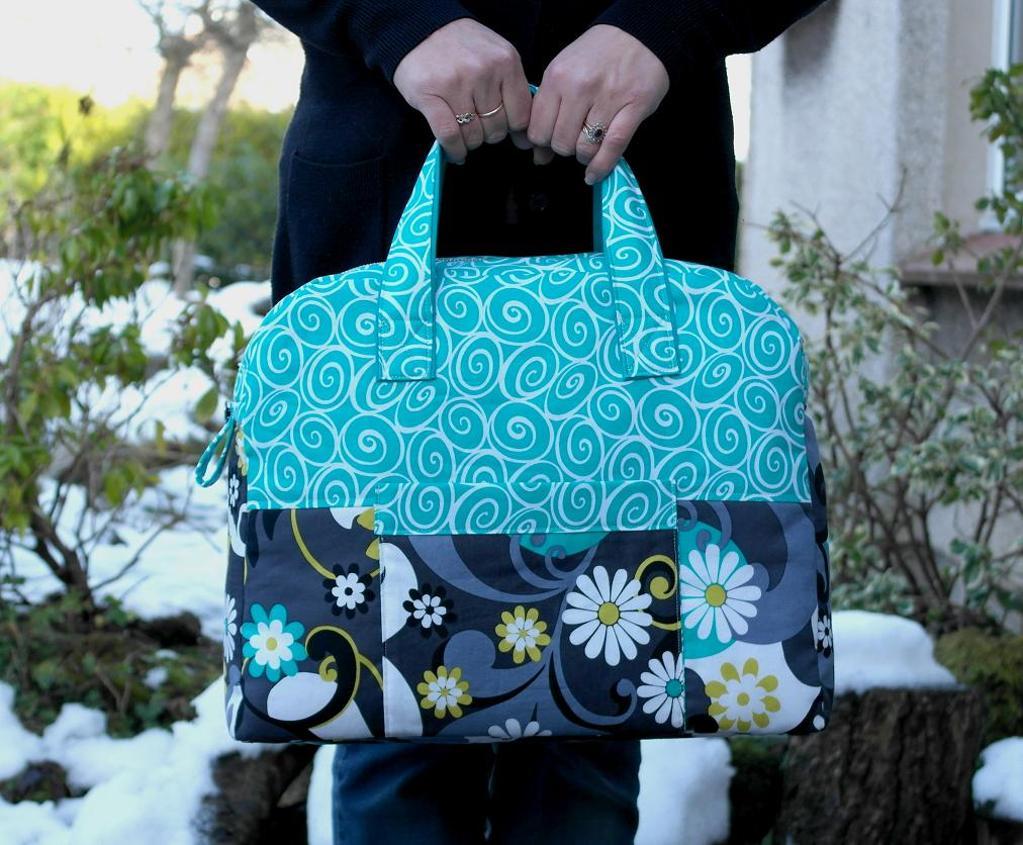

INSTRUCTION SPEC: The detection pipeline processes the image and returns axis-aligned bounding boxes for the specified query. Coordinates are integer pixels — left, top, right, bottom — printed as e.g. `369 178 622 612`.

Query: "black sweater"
252 0 829 303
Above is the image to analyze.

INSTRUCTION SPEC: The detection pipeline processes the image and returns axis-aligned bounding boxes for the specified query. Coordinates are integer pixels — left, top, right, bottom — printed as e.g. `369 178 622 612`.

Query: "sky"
0 0 751 160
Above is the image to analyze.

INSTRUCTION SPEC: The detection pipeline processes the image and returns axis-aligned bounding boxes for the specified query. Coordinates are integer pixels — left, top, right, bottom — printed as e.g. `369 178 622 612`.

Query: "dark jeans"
331 739 641 844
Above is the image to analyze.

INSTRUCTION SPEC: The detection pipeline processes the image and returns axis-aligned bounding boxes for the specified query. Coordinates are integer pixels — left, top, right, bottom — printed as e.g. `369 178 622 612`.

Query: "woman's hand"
393 19 533 164
527 24 670 184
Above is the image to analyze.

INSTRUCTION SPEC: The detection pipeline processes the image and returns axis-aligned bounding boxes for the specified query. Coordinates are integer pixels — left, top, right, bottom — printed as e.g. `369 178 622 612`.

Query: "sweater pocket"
284 150 387 285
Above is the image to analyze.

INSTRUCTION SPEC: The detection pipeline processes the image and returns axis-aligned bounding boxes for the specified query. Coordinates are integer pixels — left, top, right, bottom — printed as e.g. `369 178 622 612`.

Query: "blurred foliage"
768 65 1023 633
163 104 292 281
0 84 143 204
0 593 221 737
0 95 244 606
0 81 290 281
934 627 1023 746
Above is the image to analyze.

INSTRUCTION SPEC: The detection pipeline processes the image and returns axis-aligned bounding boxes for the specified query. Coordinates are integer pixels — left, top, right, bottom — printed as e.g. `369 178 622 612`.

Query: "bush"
0 95 243 608
768 65 1023 633
0 81 289 282
934 627 1023 746
164 104 292 280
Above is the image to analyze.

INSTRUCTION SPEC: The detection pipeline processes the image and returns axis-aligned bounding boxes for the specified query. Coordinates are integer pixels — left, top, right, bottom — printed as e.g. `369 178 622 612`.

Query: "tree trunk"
187 44 248 181
199 746 315 844
774 688 985 844
173 3 260 295
146 53 187 159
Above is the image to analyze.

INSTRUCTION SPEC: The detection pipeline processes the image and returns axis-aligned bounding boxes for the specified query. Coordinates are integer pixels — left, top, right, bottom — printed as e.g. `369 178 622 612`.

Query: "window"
1010 0 1023 64
984 0 1023 221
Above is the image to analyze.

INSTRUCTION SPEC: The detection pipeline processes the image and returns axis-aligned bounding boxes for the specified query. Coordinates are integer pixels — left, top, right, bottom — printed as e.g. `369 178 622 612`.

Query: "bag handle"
377 89 681 383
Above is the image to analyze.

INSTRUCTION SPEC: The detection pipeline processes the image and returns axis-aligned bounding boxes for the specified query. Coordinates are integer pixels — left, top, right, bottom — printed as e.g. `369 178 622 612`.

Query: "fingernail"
584 172 596 185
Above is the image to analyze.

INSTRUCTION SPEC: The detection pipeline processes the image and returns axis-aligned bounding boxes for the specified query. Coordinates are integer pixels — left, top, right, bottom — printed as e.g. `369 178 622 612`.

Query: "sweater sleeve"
248 0 476 82
593 0 830 78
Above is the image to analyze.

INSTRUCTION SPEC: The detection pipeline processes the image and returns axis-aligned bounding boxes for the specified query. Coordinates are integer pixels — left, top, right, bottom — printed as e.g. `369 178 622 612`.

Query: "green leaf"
194 386 220 424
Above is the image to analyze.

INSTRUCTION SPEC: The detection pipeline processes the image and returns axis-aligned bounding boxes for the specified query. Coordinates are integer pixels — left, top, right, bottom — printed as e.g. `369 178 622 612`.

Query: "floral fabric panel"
223 430 386 742
221 416 833 742
378 528 684 740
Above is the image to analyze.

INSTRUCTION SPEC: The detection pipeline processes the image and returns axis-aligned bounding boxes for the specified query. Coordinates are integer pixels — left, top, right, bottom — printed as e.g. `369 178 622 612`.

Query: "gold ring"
478 102 504 118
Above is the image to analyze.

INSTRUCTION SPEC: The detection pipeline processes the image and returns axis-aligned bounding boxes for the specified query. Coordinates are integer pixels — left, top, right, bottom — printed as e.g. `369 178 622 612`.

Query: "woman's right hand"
392 19 533 164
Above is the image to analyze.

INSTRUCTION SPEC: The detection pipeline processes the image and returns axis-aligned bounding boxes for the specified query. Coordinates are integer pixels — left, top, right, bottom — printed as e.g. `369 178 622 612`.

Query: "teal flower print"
637 651 686 729
241 603 307 682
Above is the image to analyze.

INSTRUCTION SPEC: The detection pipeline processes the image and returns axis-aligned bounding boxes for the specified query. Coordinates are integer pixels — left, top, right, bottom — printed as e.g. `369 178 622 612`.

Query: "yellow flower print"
495 605 552 664
417 665 472 719
704 658 780 732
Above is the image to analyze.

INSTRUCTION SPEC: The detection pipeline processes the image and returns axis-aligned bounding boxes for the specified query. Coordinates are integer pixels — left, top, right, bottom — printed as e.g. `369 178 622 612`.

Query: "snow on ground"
832 610 959 695
973 737 1023 822
307 747 336 845
0 680 267 845
637 738 733 845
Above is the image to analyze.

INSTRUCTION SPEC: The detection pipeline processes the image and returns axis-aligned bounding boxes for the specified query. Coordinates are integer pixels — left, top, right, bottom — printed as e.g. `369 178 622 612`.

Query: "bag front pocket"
374 479 685 741
225 499 387 743
674 497 831 735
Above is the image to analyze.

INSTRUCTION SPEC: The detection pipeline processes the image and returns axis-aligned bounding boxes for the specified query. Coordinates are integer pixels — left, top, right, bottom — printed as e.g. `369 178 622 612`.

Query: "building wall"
738 0 1021 629
739 0 994 298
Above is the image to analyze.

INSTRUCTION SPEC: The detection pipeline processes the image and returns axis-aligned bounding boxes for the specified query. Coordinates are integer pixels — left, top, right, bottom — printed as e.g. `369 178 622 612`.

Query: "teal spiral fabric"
234 252 809 526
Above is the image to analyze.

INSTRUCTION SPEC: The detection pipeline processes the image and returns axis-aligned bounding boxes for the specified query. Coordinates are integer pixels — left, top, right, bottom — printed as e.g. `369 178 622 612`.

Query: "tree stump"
773 688 985 844
198 746 316 844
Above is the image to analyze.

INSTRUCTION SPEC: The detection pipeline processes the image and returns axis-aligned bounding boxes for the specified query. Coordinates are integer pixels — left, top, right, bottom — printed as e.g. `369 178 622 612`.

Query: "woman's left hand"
527 24 670 184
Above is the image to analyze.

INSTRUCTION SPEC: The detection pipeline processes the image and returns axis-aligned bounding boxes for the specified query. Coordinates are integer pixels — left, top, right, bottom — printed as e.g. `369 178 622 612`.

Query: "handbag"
195 142 835 743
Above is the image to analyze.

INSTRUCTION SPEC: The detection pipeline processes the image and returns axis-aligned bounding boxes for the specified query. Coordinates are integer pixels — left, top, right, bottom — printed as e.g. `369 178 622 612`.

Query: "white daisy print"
412 594 446 627
637 651 686 728
228 475 240 508
487 718 552 741
332 571 367 611
706 658 780 732
234 427 248 474
814 607 832 651
681 542 762 644
561 565 652 666
403 584 454 634
223 594 238 662
495 605 551 664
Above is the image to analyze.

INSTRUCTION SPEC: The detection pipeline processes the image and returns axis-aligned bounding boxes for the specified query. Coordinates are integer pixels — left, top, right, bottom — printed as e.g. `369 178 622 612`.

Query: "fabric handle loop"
376 85 681 383
194 415 236 488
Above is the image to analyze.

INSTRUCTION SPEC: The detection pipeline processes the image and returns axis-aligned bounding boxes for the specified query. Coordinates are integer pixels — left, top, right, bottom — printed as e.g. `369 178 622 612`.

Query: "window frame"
986 0 1022 209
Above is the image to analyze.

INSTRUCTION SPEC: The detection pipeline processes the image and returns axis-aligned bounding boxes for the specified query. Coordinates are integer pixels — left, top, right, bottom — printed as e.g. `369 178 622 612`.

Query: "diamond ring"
455 111 476 125
582 121 606 145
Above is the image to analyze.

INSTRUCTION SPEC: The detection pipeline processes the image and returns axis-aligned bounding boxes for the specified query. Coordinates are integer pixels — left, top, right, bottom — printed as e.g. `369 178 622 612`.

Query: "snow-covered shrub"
0 105 243 609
